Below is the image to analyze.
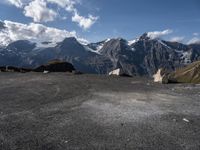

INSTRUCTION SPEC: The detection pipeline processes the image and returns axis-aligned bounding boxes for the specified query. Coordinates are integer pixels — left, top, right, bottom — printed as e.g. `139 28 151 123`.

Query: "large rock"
34 60 75 72
153 69 164 83
109 68 132 77
153 69 170 84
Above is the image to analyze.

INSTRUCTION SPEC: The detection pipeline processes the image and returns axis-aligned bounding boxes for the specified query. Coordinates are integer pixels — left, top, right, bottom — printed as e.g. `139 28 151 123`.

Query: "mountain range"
0 33 200 76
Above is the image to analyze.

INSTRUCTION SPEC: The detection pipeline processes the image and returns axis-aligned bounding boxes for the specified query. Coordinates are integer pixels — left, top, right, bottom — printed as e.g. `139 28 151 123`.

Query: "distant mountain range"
0 33 200 76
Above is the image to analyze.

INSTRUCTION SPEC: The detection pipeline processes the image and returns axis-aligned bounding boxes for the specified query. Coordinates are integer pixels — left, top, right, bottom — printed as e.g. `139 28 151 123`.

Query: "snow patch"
36 42 57 48
128 38 139 46
181 51 192 64
96 44 104 52
158 40 171 49
86 39 111 54
105 38 111 43
131 47 136 51
84 45 101 54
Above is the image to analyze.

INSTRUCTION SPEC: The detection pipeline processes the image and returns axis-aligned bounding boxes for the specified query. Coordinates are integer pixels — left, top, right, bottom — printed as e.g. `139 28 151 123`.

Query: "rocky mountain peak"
7 40 36 52
60 37 79 45
139 33 150 41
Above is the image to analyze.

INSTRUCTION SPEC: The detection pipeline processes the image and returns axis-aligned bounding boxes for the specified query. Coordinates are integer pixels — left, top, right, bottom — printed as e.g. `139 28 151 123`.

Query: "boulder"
109 68 132 77
153 69 169 84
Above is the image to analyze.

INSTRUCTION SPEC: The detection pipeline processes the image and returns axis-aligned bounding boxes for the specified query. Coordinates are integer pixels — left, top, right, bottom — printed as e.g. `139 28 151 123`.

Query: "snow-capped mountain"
87 39 111 54
0 33 200 76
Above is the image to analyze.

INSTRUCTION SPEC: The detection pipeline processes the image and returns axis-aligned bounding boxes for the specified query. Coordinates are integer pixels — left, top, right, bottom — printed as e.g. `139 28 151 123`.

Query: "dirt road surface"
0 73 200 150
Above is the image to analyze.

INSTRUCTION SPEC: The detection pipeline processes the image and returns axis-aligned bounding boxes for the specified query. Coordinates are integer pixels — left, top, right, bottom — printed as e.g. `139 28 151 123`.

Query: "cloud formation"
188 37 200 44
24 0 57 22
193 33 199 36
0 20 87 46
6 0 25 8
147 29 173 39
72 12 98 30
170 36 185 43
4 0 98 30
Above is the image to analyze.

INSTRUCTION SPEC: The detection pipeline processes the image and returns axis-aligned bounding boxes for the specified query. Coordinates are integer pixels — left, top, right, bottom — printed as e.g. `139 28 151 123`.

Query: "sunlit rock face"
153 68 170 84
109 68 122 76
153 69 164 83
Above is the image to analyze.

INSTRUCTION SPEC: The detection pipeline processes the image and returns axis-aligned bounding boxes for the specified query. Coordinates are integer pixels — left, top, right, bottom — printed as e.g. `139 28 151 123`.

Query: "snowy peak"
87 38 111 54
139 33 151 41
128 38 139 46
7 40 36 52
99 38 136 56
60 37 79 44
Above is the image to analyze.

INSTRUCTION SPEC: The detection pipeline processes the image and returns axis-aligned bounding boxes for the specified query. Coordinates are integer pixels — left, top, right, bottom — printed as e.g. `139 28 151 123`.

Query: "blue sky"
0 0 200 44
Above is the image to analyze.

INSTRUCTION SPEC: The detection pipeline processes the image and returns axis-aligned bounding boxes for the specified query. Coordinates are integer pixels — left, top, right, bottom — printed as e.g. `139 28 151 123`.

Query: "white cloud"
169 36 185 43
4 0 98 30
6 0 24 8
47 0 98 29
147 29 173 39
0 20 88 46
188 37 200 44
72 12 98 30
193 33 199 36
24 0 57 22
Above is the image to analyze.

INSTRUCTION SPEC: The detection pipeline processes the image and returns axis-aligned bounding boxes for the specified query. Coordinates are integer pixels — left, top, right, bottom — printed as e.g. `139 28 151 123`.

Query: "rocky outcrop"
153 69 171 84
34 60 75 72
109 68 132 77
0 66 31 73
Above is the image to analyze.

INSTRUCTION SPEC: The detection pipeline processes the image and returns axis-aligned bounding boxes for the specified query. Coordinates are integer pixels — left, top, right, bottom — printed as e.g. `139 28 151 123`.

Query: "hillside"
169 61 200 84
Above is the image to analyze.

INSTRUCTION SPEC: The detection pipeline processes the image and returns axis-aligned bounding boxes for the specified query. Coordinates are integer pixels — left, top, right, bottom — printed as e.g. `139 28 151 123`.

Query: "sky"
0 0 200 44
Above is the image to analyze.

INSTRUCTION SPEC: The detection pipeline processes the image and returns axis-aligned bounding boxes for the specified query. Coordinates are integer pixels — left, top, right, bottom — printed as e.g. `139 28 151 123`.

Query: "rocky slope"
168 61 200 84
154 61 200 84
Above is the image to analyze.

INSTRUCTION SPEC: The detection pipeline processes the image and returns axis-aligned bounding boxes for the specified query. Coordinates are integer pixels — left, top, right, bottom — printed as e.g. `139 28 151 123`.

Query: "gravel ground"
0 72 200 150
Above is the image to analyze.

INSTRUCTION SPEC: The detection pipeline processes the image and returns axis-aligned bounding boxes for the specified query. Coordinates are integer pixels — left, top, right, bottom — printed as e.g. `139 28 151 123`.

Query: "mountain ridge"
0 33 200 76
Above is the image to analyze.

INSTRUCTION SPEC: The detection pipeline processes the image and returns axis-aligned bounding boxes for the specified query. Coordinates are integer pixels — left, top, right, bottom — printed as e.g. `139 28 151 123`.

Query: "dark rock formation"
109 68 132 77
34 60 75 72
0 66 32 73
